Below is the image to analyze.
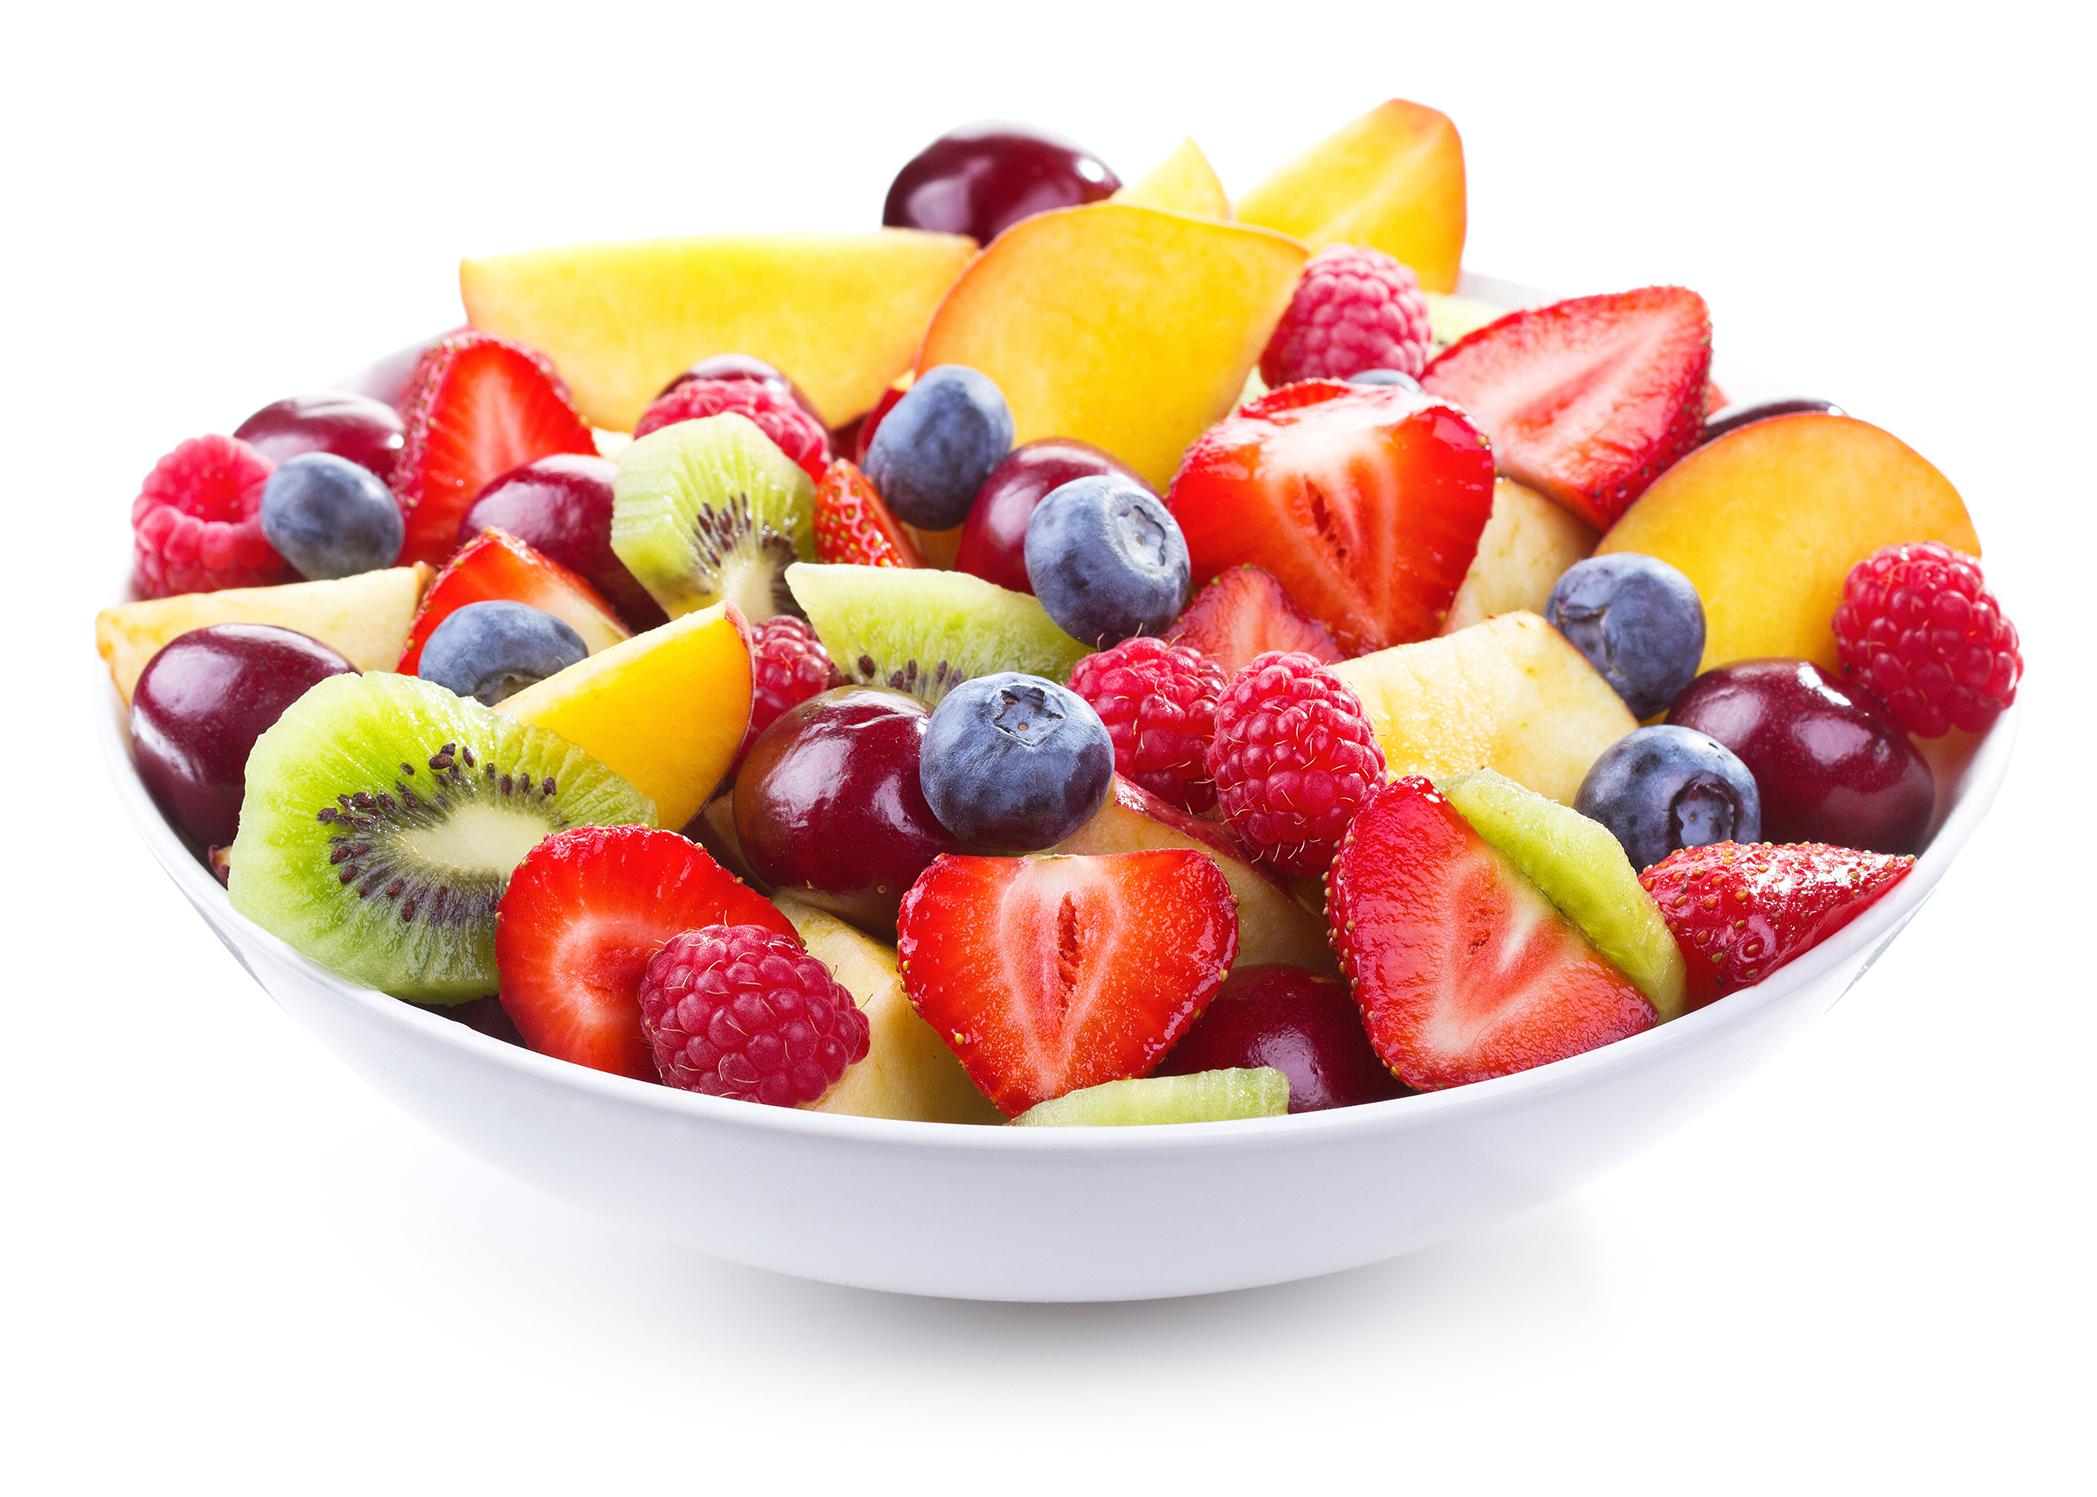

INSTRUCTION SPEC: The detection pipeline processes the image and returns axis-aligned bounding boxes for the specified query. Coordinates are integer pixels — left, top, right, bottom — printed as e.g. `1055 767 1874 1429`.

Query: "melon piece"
1010 1069 1288 1126
1443 478 1598 632
1113 137 1231 218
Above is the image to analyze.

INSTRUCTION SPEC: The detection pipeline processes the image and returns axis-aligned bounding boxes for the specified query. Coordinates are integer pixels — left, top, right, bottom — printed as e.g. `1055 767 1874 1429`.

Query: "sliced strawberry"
395 331 597 566
1704 380 1728 418
1639 841 1913 1000
896 851 1239 1116
1166 563 1344 674
397 528 627 674
1166 380 1495 654
1329 776 1655 1090
812 459 921 567
1421 286 1712 530
494 826 796 1080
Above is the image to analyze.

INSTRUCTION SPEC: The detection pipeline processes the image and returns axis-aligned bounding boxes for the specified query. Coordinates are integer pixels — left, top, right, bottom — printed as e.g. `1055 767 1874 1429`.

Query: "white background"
7 2 2091 1490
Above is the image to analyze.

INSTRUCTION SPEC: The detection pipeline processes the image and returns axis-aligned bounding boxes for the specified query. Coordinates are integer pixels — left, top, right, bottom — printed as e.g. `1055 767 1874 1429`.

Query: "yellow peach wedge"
1112 137 1231 219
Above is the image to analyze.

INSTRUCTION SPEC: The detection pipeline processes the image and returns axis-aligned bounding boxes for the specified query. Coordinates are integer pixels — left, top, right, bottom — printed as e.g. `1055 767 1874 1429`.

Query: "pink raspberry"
637 924 869 1107
743 614 840 756
1260 244 1434 388
634 377 830 481
1205 651 1387 876
1833 541 2022 737
131 434 288 597
1067 636 1227 812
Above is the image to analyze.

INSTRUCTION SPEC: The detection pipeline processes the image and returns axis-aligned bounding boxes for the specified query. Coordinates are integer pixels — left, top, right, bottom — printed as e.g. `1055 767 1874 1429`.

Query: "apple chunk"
1113 137 1231 219
460 230 977 430
1598 413 1981 672
915 202 1307 490
1443 478 1598 633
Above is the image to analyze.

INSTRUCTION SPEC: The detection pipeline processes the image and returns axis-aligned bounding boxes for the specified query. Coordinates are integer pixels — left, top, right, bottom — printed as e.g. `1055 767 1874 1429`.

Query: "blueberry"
418 600 587 707
919 672 1114 851
1575 725 1763 870
864 364 1014 530
1023 475 1190 646
258 452 404 580
1348 368 1422 391
1547 554 1706 718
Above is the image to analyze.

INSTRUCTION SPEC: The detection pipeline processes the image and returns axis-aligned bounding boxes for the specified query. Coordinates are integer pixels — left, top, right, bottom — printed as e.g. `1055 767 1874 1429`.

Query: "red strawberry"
1167 564 1344 675
1639 841 1914 1000
397 528 628 674
494 826 796 1080
897 851 1240 1116
1166 380 1495 654
812 459 921 567
395 331 597 566
1422 286 1712 530
1329 776 1655 1090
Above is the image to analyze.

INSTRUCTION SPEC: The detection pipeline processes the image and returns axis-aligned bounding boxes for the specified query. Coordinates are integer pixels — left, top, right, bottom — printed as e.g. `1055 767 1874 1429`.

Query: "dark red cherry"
656 353 821 423
1700 398 1845 446
131 624 355 852
732 687 963 937
955 438 1146 593
234 391 405 483
1668 658 1934 854
1158 965 1404 1112
883 122 1121 245
459 454 665 629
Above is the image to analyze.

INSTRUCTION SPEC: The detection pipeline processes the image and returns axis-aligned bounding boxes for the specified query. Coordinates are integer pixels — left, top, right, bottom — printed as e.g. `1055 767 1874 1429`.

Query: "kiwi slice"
1440 769 1689 1019
786 562 1088 705
226 673 655 1004
1012 1069 1291 1126
611 413 816 621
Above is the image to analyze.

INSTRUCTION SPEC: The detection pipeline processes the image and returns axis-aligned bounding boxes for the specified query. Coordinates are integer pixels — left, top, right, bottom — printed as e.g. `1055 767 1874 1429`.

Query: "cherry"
733 687 963 937
883 122 1121 245
234 390 405 483
131 624 355 852
955 438 1145 593
1158 965 1404 1112
459 455 665 630
657 353 821 423
1700 397 1845 446
1668 658 1934 854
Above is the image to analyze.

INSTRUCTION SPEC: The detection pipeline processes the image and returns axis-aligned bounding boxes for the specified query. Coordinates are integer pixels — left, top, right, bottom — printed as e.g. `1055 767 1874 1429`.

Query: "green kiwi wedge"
611 412 816 621
785 562 1088 705
1011 1069 1290 1127
226 673 654 1004
1440 769 1689 1019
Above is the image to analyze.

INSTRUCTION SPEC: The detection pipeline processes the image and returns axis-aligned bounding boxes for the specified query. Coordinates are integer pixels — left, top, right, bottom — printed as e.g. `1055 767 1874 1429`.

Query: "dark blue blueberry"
1348 368 1422 391
1022 475 1190 646
1574 725 1763 871
418 600 587 707
257 452 404 580
919 672 1113 851
863 364 1014 530
1546 553 1707 718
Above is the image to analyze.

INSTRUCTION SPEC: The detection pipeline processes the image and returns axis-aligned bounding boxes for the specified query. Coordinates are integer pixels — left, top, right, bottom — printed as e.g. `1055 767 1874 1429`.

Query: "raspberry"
1833 541 2021 737
1205 651 1387 876
1067 636 1227 812
131 434 287 596
634 377 830 481
637 924 869 1106
1260 245 1433 388
743 614 839 754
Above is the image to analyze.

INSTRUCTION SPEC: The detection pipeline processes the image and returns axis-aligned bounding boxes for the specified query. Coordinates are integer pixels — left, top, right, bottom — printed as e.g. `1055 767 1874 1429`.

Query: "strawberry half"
1329 776 1655 1090
897 851 1240 1116
1166 563 1343 675
396 528 628 674
1166 381 1495 654
812 459 921 567
495 826 796 1080
395 331 597 567
1421 286 1712 530
1639 841 1914 1000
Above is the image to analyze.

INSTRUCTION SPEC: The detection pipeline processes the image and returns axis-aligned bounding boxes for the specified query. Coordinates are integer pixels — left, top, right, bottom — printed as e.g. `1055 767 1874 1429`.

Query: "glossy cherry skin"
1157 965 1404 1112
954 438 1146 593
234 390 405 483
733 687 964 936
657 353 821 423
883 122 1120 244
1700 397 1845 446
131 624 355 851
1668 658 1934 853
459 454 665 629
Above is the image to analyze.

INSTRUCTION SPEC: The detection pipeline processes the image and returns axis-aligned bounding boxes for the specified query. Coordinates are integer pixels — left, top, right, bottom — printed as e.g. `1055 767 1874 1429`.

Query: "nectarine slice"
1113 137 1231 219
1598 413 1980 672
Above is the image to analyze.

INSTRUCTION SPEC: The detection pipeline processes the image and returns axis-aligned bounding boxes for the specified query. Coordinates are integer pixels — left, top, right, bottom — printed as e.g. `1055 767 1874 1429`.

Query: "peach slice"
1113 137 1231 219
1598 413 1981 672
460 231 977 431
496 603 750 830
915 202 1307 490
1237 98 1466 293
1443 478 1598 633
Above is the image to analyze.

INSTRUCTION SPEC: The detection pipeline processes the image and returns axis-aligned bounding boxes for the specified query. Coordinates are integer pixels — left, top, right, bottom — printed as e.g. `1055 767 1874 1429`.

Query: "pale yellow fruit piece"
1113 137 1231 218
1443 478 1597 633
1424 290 1509 353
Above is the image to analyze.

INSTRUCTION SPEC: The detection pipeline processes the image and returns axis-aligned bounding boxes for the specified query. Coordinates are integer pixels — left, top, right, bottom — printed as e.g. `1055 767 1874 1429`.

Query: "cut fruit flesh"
1112 138 1231 219
1443 478 1597 633
397 529 627 674
1010 1069 1289 1126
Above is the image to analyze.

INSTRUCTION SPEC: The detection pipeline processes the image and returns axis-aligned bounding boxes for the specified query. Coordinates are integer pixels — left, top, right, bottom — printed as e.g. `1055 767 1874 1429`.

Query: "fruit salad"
97 101 2023 1127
